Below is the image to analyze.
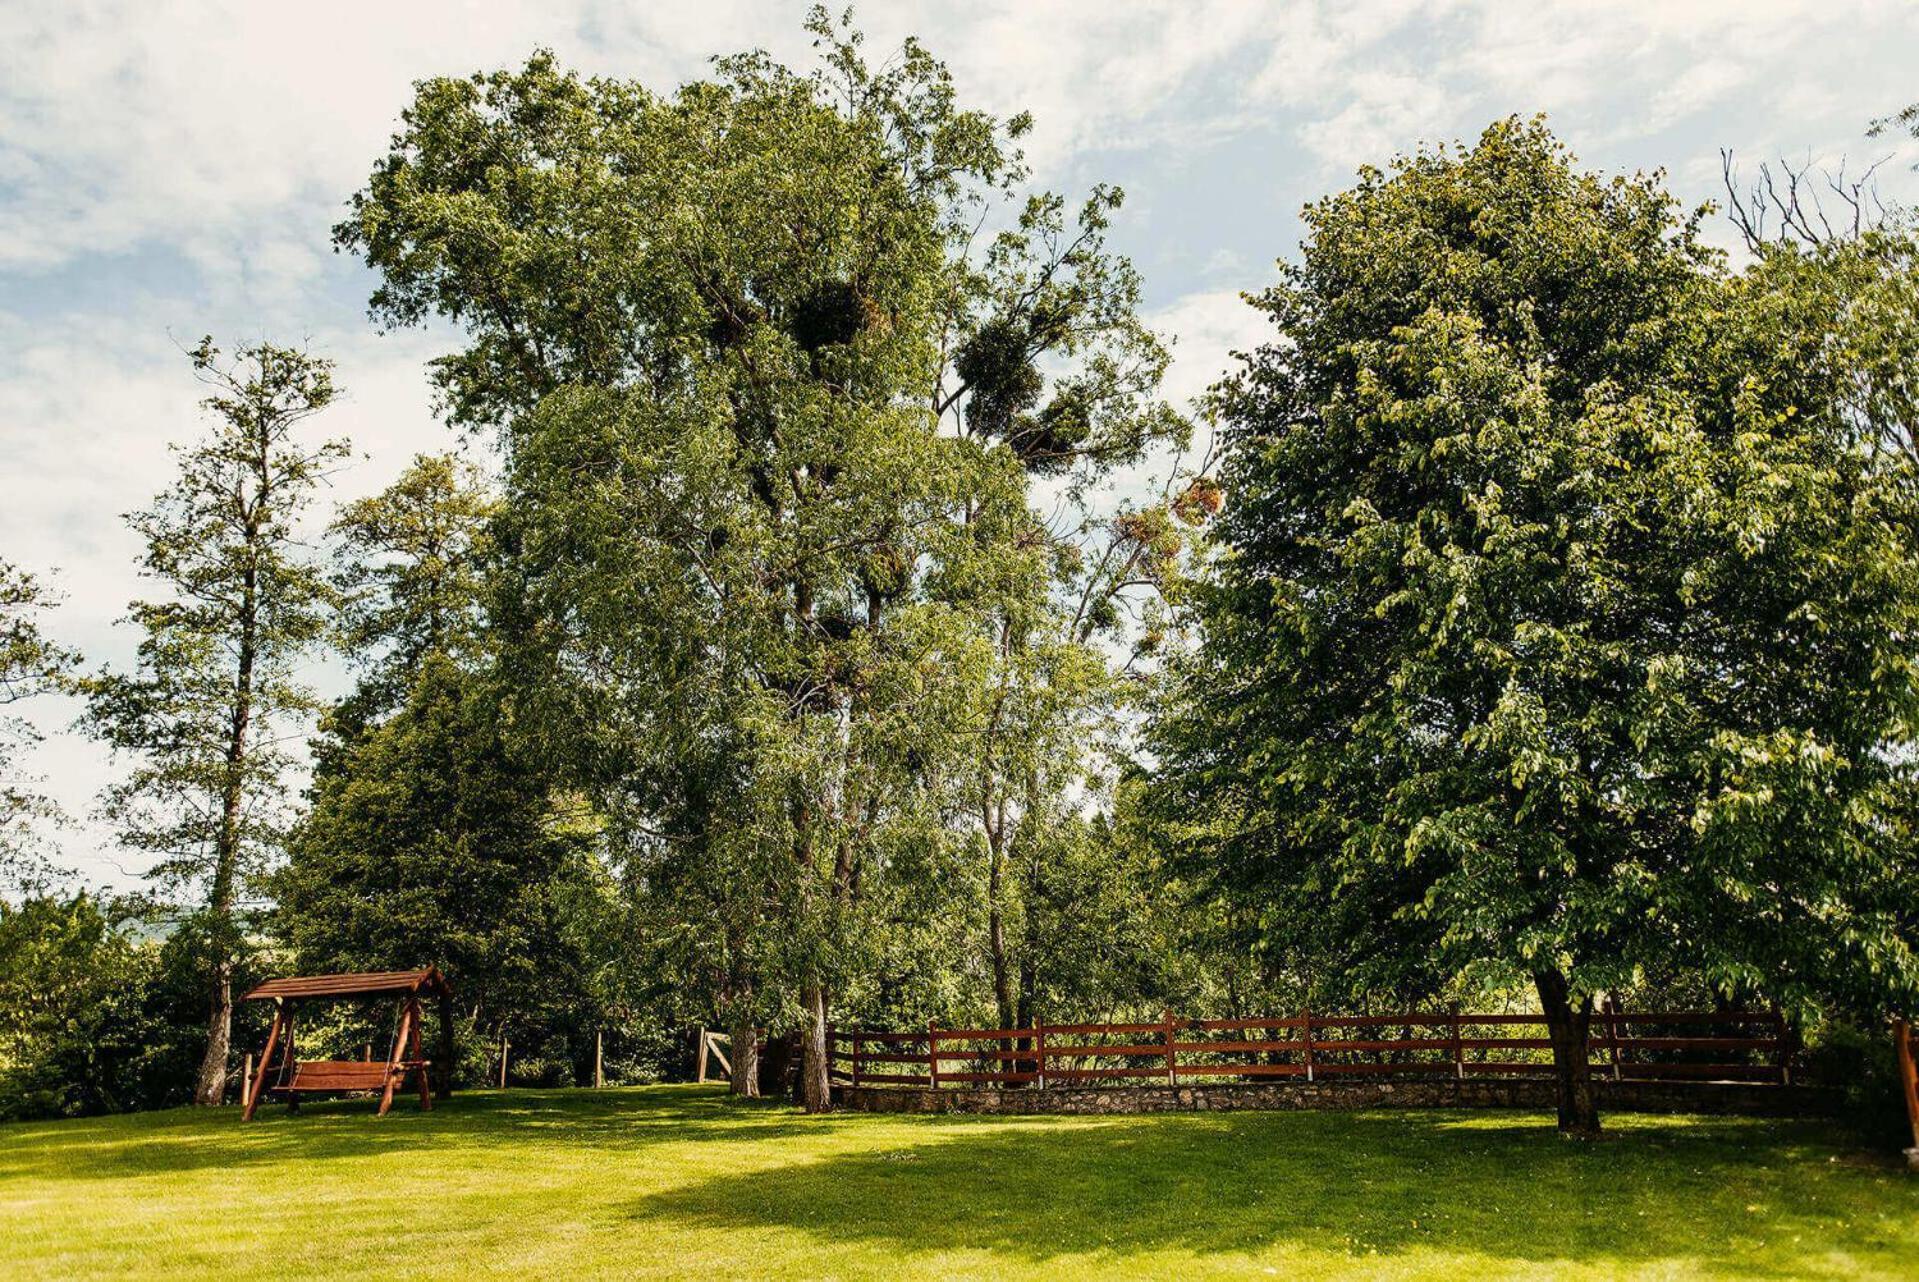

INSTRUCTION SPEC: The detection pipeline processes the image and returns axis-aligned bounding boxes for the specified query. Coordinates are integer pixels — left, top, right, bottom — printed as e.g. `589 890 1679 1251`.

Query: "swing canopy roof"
241 967 453 1003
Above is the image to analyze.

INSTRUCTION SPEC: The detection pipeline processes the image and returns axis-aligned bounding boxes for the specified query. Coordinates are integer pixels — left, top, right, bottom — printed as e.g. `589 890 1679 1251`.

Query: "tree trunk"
727 1011 760 1098
799 982 831 1113
986 811 1015 1034
195 536 256 1107
1534 968 1602 1139
193 954 234 1105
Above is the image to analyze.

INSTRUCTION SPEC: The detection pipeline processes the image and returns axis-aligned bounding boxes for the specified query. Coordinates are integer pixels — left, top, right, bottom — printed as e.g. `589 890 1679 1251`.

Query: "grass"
2 1085 1915 1280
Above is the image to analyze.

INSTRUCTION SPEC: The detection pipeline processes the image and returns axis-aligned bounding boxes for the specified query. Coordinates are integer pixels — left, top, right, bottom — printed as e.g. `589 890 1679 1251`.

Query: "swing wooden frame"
240 968 455 1121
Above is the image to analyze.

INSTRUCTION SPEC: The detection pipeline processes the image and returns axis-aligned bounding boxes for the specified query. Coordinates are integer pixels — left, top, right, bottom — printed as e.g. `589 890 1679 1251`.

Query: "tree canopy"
1153 118 1919 1135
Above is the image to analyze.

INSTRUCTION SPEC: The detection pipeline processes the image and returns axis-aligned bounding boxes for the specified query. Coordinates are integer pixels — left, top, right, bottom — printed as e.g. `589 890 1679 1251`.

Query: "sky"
4 0 1918 890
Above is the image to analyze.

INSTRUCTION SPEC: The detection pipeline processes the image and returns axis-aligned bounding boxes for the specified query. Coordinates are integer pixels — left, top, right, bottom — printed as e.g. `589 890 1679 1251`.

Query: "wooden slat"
930 1027 1030 1041
1594 1036 1780 1052
243 969 448 1001
1460 1061 1556 1075
1307 1014 1457 1028
1171 1062 1309 1078
1044 1066 1177 1081
1613 1063 1782 1081
1168 1039 1307 1055
1606 1011 1779 1025
831 1030 924 1044
937 1047 1041 1063
1308 1061 1461 1076
1040 1043 1170 1060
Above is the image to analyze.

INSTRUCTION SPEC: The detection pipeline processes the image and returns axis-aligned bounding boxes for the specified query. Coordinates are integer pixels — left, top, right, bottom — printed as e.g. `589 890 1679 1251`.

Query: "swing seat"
240 968 455 1122
280 1059 427 1093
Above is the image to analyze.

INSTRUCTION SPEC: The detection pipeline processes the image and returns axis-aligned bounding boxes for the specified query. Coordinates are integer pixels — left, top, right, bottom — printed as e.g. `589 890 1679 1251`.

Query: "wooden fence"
830 1005 1795 1090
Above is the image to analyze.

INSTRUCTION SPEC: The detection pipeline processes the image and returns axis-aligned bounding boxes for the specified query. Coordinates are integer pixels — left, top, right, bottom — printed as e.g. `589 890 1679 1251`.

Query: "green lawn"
2 1085 1914 1280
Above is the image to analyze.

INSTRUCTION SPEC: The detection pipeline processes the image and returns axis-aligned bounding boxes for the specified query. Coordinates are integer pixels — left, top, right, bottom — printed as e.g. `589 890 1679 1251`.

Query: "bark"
988 840 1014 1033
799 982 832 1113
193 954 234 1105
1535 968 1602 1139
194 544 256 1107
727 1010 760 1098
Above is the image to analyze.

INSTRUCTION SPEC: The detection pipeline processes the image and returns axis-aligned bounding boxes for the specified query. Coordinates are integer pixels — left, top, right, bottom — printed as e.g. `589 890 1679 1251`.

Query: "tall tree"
1154 119 1919 1137
278 453 601 1078
336 14 1192 1105
1 562 76 892
85 340 346 1106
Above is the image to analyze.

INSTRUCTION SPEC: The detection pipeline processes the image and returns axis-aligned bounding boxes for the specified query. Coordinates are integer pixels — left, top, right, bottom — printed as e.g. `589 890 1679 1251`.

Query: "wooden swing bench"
240 967 455 1121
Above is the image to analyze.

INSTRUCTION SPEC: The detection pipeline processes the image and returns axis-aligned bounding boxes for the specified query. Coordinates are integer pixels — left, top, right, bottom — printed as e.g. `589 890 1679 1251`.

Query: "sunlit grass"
3 1084 1914 1279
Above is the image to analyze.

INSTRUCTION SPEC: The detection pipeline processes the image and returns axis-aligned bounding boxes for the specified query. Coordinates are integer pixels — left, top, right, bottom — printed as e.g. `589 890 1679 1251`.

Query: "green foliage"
281 453 619 1085
329 452 497 723
0 896 169 1118
84 340 346 909
0 562 76 893
1155 119 1919 1037
281 657 586 1016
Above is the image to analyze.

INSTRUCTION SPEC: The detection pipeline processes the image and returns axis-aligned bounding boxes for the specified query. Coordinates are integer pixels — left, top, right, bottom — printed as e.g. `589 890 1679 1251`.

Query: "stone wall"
836 1076 1838 1118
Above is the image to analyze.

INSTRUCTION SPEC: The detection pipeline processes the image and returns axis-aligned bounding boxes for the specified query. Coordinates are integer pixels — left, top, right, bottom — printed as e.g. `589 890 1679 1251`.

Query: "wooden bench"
282 1060 426 1094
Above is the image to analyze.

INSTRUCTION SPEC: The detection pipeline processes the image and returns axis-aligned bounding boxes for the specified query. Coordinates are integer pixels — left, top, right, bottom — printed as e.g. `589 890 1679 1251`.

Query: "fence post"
1893 1017 1918 1168
242 1053 253 1109
1604 997 1625 1082
595 1028 604 1088
1450 1003 1463 1080
927 1020 940 1090
1303 1006 1315 1083
851 1031 861 1089
1165 1008 1178 1087
1772 1009 1791 1086
1036 1021 1047 1089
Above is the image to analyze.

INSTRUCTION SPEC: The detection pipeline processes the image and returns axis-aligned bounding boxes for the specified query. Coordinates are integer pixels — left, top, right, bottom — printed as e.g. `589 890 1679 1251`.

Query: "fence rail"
829 1006 1793 1090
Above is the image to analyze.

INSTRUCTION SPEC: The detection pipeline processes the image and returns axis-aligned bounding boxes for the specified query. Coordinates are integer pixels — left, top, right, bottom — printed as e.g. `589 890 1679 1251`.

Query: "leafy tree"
1 562 77 892
279 453 607 1083
336 13 1193 1106
84 339 347 1106
1154 119 1919 1137
0 894 163 1119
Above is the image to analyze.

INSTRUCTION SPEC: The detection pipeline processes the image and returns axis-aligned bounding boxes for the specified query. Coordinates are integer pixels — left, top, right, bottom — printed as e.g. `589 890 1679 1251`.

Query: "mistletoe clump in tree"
1155 118 1919 1137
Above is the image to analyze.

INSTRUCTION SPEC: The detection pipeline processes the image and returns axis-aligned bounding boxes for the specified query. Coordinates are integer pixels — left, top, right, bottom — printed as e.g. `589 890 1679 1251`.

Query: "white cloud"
1296 71 1456 168
6 1 1914 277
1149 289 1272 415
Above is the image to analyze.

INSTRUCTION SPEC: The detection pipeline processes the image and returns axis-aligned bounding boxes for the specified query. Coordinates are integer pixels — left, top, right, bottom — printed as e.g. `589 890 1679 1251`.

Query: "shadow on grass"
620 1108 1916 1275
0 1084 807 1182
